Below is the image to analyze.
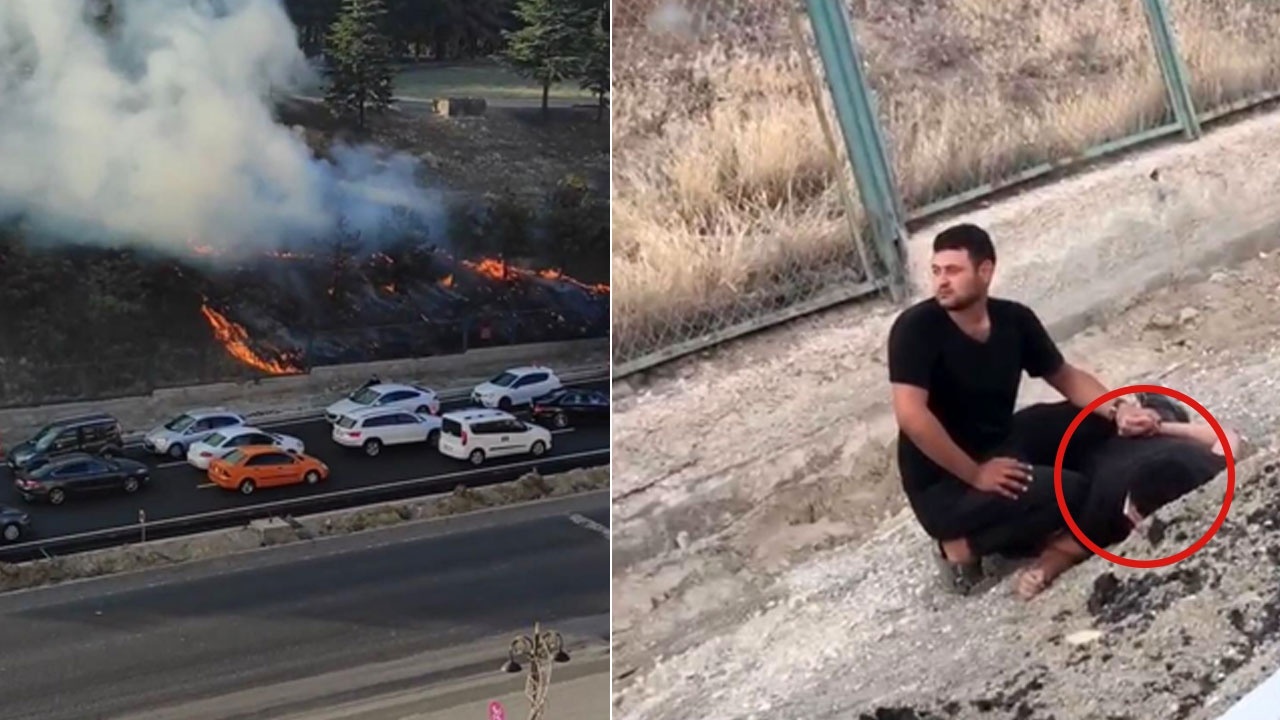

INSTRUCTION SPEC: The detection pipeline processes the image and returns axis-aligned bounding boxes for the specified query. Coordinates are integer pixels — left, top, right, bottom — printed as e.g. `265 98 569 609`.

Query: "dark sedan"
531 388 609 429
0 505 31 543
14 453 151 506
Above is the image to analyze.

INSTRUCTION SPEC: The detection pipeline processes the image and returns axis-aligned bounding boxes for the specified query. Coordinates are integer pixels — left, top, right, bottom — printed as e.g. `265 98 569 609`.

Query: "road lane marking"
551 428 575 434
157 461 189 469
197 483 217 489
568 513 609 539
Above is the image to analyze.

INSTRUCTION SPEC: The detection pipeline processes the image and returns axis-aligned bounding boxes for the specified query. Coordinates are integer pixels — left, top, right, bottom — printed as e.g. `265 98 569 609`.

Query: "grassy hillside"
612 0 1280 361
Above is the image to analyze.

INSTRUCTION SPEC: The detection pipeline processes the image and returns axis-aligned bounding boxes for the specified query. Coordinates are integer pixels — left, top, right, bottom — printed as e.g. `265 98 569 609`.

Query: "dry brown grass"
612 0 1280 364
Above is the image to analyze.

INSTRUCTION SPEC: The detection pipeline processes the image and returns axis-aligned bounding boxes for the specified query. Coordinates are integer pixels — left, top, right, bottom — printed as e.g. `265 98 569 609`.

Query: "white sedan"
185 426 305 470
324 383 441 424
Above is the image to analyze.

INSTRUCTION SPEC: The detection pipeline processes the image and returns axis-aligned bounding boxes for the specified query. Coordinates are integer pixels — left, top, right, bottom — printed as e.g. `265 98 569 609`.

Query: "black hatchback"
15 453 150 506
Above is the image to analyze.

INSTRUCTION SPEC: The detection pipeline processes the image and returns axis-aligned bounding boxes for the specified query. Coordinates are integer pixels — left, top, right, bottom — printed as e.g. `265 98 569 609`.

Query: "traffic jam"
0 366 608 542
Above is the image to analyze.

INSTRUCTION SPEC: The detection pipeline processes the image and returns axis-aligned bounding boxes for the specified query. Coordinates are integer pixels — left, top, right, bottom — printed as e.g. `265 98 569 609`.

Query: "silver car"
142 408 247 459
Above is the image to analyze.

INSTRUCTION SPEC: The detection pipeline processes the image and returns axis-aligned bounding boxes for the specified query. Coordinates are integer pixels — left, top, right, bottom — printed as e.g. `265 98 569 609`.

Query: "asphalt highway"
0 382 608 551
0 492 610 720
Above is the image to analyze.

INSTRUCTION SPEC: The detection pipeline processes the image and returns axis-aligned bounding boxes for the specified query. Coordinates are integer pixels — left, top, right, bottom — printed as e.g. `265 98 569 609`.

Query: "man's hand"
1115 403 1160 437
971 458 1034 500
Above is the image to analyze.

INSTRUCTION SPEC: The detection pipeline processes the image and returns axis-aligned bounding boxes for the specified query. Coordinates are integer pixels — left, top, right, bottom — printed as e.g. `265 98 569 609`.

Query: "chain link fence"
852 0 1177 218
612 0 882 376
613 0 1280 379
1167 0 1280 122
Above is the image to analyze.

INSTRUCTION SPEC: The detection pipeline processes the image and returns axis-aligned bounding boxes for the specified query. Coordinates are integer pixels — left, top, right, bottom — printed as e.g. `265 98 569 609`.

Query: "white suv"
331 407 444 457
470 367 562 410
438 409 552 466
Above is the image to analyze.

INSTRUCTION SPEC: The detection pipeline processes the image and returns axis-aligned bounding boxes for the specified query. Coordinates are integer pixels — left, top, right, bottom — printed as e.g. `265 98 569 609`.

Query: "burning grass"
612 0 1280 362
195 246 610 376
0 230 608 407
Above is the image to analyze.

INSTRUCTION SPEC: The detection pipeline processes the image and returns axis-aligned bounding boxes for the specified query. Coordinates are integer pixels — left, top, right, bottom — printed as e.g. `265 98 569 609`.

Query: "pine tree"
578 4 609 123
324 0 395 130
501 0 592 115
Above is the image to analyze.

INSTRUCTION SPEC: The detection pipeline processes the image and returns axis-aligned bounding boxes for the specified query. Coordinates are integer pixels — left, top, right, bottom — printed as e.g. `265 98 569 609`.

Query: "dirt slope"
612 238 1280 720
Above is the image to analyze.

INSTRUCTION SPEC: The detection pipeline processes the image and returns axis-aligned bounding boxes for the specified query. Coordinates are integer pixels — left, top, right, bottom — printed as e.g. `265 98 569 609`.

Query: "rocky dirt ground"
611 246 1280 718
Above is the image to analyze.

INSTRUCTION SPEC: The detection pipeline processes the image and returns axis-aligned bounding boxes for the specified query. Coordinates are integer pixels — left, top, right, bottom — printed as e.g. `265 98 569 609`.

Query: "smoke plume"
0 0 439 257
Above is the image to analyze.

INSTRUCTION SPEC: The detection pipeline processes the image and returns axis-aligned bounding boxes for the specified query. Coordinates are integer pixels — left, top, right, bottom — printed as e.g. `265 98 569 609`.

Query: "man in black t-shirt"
887 223 1157 594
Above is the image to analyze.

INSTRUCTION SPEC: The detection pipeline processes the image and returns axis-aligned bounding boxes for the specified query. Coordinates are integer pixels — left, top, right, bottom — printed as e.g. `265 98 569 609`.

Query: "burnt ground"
0 96 608 409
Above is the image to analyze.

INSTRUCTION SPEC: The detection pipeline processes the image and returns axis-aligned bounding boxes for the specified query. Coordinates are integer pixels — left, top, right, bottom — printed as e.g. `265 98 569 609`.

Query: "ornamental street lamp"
501 622 571 720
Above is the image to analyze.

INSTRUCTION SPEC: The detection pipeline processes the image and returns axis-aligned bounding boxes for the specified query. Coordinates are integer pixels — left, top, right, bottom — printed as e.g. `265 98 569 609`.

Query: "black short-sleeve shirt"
888 297 1065 496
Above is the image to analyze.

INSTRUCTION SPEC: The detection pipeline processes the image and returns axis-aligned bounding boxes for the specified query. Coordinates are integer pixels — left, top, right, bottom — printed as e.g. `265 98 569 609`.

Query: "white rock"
1066 629 1104 646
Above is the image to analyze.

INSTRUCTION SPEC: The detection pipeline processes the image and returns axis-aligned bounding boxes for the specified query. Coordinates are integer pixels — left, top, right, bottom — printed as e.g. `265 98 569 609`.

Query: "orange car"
207 446 329 495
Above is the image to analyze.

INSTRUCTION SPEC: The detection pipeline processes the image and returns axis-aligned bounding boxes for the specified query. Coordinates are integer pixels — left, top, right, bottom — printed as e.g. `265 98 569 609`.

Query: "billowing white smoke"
0 0 439 257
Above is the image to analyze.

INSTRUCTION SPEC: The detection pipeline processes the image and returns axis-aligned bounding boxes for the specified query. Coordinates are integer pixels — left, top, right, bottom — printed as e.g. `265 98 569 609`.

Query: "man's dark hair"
933 223 996 266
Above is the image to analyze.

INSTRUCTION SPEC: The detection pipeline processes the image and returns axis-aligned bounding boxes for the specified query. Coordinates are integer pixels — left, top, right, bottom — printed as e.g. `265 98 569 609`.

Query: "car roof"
31 452 108 473
500 366 555 376
338 406 417 421
214 425 269 437
364 383 427 394
45 412 117 429
177 407 242 418
442 407 515 423
225 445 287 457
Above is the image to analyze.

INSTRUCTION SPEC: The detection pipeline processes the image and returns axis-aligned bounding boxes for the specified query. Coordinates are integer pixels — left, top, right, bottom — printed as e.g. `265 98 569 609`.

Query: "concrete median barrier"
0 337 608 444
0 465 607 594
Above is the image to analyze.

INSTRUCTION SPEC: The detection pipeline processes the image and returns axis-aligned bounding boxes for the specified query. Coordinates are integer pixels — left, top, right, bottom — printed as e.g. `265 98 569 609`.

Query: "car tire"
49 488 66 506
363 438 382 457
123 478 140 493
498 397 512 411
239 480 256 495
469 449 485 466
530 440 547 457
428 430 440 449
552 413 569 429
101 446 118 459
416 405 431 415
304 470 321 485
169 444 185 460
2 524 21 542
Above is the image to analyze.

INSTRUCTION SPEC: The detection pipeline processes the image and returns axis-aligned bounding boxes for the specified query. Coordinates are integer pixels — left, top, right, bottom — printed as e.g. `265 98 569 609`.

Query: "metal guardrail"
0 449 609 563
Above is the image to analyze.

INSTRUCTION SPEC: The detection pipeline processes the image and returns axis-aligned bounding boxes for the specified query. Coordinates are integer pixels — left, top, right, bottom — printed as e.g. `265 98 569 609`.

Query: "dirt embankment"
618 447 1279 720
611 108 1280 718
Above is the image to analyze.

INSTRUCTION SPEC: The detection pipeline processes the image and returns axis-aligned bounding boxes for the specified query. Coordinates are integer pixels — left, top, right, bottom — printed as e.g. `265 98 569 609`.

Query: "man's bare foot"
1013 564 1049 600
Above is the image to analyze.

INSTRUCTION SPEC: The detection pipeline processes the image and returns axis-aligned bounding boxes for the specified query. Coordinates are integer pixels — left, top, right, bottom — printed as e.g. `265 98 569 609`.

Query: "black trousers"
906 402 1114 558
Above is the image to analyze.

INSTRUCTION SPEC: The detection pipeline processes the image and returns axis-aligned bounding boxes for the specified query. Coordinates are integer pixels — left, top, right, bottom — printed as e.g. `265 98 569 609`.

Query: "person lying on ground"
1010 396 1241 600
887 222 1157 595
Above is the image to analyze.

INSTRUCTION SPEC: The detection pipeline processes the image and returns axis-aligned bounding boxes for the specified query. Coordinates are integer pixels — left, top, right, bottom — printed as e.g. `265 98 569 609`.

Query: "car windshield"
349 388 380 405
205 432 228 447
31 425 61 451
489 372 518 388
223 449 246 465
164 414 197 432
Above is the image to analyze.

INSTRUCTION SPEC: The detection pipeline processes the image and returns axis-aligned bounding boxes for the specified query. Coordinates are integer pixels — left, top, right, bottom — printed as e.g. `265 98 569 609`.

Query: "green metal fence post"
1140 0 1201 138
803 0 908 301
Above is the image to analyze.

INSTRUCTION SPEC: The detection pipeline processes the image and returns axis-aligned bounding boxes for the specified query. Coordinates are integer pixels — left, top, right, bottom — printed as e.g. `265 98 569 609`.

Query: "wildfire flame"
381 283 397 294
439 274 454 288
199 303 302 375
461 258 608 294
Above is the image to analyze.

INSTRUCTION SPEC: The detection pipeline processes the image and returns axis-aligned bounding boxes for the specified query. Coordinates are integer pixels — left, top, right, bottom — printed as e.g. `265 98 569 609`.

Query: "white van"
438 408 552 466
